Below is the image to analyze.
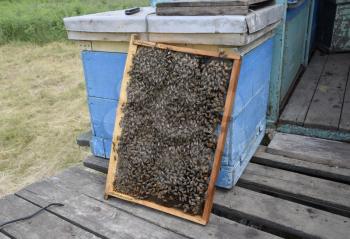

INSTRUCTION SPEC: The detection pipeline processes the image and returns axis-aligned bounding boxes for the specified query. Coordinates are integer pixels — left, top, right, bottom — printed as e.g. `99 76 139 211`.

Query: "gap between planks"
16 166 280 239
267 132 350 169
238 162 350 218
0 194 99 239
280 51 328 125
214 186 350 239
304 53 350 130
253 146 350 184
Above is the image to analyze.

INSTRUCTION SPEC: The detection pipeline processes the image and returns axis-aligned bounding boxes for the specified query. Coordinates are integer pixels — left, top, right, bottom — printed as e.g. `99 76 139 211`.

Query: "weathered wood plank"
239 163 350 217
24 166 280 239
253 149 350 184
16 183 186 239
156 0 251 7
156 6 249 16
280 52 328 125
339 66 350 132
0 194 98 239
156 0 272 6
84 155 108 174
304 53 350 130
214 186 350 239
0 233 10 239
267 133 350 169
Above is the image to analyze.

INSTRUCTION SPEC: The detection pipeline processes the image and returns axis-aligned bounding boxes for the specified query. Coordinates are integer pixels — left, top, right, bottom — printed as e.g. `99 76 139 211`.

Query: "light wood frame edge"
105 34 242 225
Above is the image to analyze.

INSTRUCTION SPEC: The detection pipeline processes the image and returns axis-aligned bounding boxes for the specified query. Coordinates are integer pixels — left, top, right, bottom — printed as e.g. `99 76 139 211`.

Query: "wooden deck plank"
22 166 280 239
267 133 350 169
156 6 249 16
239 163 350 217
304 53 350 130
253 149 350 184
214 186 350 239
280 51 328 125
16 183 187 239
0 194 98 239
84 155 108 174
339 67 350 132
0 233 10 239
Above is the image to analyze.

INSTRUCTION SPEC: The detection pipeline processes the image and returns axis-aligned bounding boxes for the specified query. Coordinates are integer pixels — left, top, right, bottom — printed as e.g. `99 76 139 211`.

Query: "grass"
0 0 148 197
0 42 91 196
0 0 148 44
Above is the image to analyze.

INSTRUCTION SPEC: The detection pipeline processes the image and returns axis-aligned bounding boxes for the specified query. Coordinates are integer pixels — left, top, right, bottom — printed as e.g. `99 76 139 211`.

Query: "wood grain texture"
84 155 108 174
23 166 280 239
105 35 242 224
133 39 241 59
239 163 350 217
304 53 350 130
0 233 10 239
280 52 328 125
214 186 350 239
156 0 249 7
66 22 279 46
267 133 350 169
156 6 249 16
16 185 186 239
202 57 241 222
0 194 97 239
253 150 350 184
339 66 350 131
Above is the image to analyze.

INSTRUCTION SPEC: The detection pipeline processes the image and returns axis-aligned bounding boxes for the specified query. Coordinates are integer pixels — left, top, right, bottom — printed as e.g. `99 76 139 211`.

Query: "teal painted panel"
280 1 309 102
277 124 350 142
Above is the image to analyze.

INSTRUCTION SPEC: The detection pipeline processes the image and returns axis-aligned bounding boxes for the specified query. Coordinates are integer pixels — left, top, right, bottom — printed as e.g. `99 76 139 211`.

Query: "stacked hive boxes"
64 5 283 188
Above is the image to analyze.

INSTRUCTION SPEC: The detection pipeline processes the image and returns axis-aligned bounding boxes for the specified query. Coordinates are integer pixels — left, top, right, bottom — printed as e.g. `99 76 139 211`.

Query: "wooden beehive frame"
105 35 241 225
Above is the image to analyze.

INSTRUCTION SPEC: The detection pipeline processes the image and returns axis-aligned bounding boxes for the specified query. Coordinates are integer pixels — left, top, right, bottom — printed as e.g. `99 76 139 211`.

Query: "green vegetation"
0 42 90 196
0 0 148 44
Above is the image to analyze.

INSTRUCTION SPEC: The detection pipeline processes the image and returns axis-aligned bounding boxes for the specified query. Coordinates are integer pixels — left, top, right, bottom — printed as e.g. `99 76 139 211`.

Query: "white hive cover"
64 5 283 35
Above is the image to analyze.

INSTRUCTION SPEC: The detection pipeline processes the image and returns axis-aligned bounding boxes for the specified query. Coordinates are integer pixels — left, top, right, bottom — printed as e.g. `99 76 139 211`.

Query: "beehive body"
81 37 273 188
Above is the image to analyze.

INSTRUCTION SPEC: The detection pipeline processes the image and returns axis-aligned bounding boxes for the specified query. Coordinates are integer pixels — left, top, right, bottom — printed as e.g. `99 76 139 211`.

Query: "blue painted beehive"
81 38 273 188
64 6 282 188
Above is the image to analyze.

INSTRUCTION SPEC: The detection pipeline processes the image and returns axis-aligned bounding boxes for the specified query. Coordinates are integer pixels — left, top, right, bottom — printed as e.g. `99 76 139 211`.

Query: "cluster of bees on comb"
114 46 233 215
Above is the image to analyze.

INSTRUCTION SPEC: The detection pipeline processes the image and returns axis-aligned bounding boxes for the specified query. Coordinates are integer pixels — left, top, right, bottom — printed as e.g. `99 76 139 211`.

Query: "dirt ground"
0 42 90 196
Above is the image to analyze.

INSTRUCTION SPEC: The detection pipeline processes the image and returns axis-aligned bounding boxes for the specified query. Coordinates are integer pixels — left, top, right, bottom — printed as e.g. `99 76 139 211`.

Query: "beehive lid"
63 5 283 46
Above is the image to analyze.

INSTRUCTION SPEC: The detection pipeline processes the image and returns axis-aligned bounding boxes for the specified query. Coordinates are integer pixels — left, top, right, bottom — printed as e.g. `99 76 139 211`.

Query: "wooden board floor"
1 133 350 238
280 51 350 134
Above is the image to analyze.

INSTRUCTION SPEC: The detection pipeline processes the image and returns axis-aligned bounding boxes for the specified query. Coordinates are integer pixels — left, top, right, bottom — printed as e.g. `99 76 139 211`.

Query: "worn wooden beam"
16 188 186 239
0 233 10 239
339 63 350 132
0 195 97 239
239 163 350 217
214 186 350 239
267 133 350 169
19 166 280 239
253 150 350 184
84 155 108 174
280 51 328 125
156 6 249 16
277 123 350 142
304 53 350 130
